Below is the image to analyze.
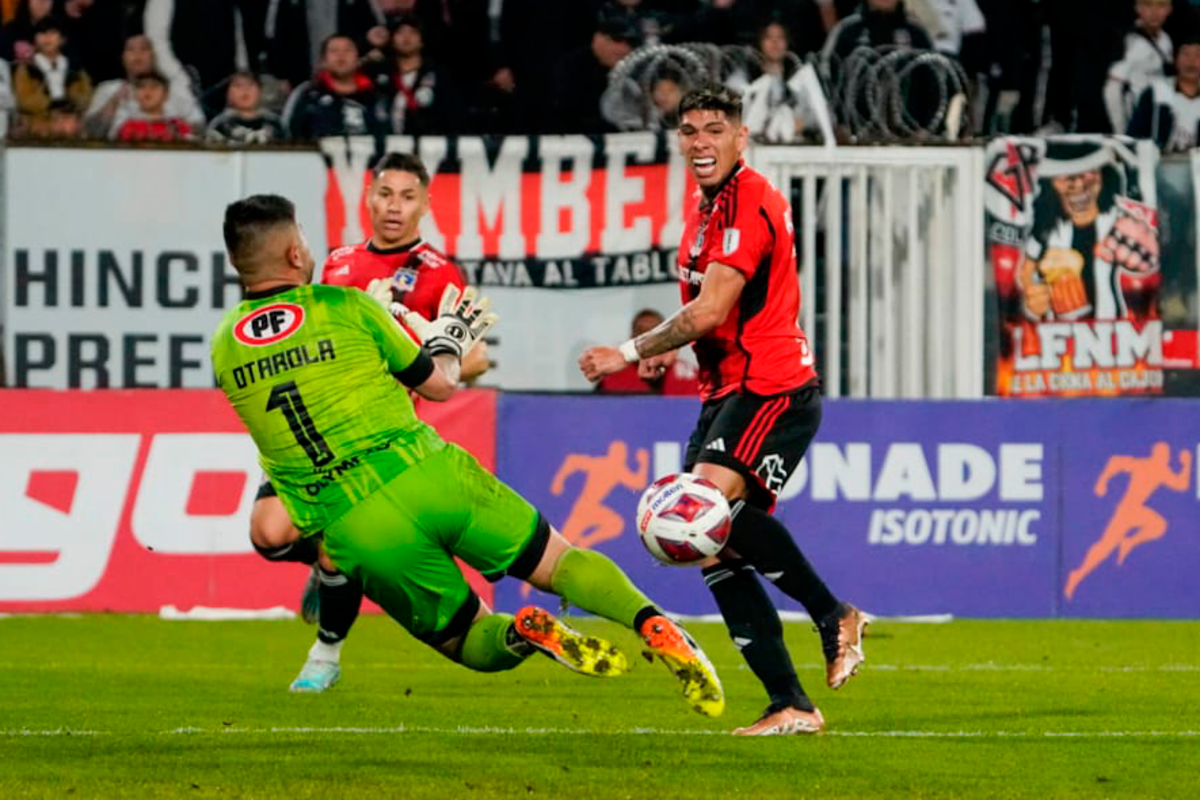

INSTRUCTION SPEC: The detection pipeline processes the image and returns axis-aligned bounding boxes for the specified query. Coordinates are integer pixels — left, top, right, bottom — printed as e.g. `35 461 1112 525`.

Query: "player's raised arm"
579 262 745 382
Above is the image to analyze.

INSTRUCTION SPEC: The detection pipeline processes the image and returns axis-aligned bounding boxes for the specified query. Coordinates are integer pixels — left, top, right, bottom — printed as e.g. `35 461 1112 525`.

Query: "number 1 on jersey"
266 381 334 467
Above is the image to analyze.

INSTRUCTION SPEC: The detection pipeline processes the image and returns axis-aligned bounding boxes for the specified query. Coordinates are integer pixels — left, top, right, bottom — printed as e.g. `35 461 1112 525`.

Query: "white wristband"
618 339 640 363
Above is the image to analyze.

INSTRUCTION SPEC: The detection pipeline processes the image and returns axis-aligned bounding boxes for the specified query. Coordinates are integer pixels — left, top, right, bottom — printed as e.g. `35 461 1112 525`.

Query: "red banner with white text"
319 134 691 289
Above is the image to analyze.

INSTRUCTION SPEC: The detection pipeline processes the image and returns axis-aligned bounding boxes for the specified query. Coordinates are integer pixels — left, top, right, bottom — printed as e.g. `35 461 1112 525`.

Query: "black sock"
727 502 840 624
253 536 319 565
633 605 662 633
702 559 813 711
316 567 363 645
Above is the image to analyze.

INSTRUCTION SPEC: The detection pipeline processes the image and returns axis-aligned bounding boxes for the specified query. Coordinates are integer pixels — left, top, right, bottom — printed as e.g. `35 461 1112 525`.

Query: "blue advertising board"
494 397 1200 619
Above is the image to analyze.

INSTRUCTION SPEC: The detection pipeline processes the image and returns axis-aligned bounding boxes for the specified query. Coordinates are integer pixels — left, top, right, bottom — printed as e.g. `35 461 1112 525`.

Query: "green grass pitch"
2 615 1197 799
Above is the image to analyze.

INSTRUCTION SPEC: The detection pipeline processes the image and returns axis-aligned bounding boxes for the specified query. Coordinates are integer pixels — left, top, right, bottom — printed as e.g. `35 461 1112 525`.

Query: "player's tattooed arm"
578 261 746 381
632 262 746 359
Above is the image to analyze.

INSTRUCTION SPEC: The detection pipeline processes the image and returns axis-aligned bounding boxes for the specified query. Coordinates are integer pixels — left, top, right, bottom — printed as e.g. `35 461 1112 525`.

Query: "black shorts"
683 382 821 511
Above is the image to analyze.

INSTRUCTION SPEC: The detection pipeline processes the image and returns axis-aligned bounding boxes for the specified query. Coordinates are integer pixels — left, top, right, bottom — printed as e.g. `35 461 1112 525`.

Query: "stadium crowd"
0 0 1199 150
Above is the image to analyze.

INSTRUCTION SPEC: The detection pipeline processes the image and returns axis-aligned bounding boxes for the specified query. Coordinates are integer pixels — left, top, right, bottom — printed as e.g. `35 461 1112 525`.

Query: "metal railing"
750 146 986 398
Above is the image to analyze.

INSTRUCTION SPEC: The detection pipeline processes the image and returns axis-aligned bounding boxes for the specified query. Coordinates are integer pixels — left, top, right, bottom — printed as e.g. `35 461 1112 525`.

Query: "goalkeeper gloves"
423 285 498 360
364 276 431 337
365 278 496 359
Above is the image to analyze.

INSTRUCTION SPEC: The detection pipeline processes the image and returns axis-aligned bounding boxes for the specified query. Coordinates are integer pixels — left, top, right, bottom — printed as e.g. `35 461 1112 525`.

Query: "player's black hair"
320 33 357 57
223 194 296 268
678 85 742 122
373 151 430 186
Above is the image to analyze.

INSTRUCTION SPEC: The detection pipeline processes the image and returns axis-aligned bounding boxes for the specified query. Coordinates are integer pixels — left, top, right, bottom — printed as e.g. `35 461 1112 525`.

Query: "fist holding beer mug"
1040 247 1090 317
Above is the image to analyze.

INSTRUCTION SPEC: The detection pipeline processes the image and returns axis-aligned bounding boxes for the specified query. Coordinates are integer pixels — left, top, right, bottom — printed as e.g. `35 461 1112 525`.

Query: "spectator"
769 0 839 57
905 0 986 57
1039 0 1128 133
972 0 1039 133
2 0 53 63
649 70 685 130
731 21 819 143
596 309 700 395
282 33 386 140
445 0 595 134
262 0 443 91
548 14 639 134
822 0 934 68
822 0 935 137
374 17 446 135
111 70 196 141
84 34 205 139
1105 0 1174 134
47 96 82 138
599 0 676 47
814 0 840 34
361 0 448 62
668 0 761 47
262 0 316 90
206 71 286 144
153 0 271 113
1128 32 1200 152
57 0 127 83
13 18 91 137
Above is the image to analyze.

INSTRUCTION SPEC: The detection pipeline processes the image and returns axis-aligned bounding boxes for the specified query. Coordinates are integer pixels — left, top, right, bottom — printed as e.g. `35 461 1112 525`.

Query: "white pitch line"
2 727 1198 739
1 662 1195 674
0 729 107 736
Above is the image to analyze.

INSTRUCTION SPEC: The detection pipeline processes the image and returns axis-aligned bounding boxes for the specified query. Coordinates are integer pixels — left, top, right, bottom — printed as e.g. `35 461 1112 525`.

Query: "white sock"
308 638 343 663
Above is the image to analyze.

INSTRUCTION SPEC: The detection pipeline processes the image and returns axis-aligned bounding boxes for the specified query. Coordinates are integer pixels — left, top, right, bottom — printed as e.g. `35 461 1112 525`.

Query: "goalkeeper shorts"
321 443 541 643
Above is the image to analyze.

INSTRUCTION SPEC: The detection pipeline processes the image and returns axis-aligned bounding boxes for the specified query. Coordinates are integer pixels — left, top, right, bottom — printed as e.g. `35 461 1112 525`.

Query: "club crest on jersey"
722 228 740 255
233 303 305 347
391 268 418 292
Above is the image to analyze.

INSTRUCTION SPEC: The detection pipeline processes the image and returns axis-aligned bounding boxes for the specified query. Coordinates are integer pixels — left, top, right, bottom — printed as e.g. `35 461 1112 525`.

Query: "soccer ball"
636 473 732 565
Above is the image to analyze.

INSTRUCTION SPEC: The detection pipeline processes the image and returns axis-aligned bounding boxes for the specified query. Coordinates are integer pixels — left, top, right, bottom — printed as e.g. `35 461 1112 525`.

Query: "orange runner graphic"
1064 442 1191 600
550 441 650 550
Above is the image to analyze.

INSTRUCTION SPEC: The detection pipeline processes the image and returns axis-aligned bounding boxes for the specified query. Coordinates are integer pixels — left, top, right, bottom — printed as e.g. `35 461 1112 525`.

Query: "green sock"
549 548 656 630
458 613 530 673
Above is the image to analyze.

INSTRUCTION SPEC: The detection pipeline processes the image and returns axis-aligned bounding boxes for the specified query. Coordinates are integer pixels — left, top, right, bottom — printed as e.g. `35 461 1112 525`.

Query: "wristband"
618 339 640 363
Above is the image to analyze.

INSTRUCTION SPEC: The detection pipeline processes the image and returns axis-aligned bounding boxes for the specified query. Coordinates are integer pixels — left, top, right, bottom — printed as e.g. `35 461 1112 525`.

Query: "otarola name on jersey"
231 339 336 388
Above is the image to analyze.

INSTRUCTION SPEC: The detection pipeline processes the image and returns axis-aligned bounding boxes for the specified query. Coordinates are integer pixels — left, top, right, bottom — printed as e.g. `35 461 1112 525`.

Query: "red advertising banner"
0 390 496 611
985 136 1164 397
319 134 691 289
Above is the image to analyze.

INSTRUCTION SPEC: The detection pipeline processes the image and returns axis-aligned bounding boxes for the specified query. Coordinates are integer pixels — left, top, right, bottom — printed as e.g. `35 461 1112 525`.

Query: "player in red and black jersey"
581 86 866 736
250 152 488 692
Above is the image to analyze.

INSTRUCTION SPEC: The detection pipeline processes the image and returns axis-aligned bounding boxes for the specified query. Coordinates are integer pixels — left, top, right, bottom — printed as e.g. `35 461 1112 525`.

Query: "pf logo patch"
233 303 305 347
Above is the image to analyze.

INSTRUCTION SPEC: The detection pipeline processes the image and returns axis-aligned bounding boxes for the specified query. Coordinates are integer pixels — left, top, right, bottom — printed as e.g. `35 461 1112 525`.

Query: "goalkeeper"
211 194 724 718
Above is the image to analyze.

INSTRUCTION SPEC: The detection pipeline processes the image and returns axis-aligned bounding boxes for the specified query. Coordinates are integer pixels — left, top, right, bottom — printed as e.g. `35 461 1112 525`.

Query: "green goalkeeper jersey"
211 283 444 534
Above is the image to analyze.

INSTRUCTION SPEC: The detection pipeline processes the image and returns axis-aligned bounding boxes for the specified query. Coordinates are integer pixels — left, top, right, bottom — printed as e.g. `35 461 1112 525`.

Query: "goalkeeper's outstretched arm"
412 354 461 401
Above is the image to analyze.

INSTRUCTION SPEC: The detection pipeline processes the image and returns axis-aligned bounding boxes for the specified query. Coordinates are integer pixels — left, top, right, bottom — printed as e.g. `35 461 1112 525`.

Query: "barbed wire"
825 45 971 142
602 42 972 143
